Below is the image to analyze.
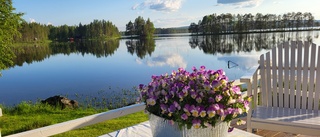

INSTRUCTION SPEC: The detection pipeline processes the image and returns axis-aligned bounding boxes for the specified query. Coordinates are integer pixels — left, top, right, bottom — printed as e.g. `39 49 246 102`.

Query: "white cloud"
132 0 183 12
29 18 36 23
47 22 52 25
217 0 263 8
136 53 187 68
131 4 140 10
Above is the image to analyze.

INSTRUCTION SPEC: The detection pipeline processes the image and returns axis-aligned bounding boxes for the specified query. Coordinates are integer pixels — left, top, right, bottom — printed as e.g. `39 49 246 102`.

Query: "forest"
189 12 319 35
9 12 320 43
14 19 121 42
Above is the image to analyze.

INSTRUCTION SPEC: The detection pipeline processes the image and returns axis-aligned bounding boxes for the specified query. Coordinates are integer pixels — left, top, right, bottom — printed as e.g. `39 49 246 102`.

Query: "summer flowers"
138 66 250 130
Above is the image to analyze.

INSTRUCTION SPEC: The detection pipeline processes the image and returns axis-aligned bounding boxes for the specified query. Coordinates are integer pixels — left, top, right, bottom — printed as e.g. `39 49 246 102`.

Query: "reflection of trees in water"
125 39 156 59
190 31 315 55
10 44 51 67
9 40 119 67
50 40 120 58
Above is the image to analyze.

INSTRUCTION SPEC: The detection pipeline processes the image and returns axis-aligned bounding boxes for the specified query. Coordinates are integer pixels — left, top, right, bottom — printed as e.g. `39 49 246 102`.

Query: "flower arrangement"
138 66 251 130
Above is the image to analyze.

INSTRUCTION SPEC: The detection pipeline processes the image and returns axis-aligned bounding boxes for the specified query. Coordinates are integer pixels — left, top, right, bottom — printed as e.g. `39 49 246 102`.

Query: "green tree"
134 16 145 36
125 21 135 36
0 0 23 74
143 18 155 38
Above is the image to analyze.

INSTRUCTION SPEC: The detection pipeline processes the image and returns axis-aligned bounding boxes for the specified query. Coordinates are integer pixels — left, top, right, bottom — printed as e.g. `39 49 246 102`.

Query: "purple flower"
183 104 190 112
225 108 234 115
211 103 220 110
192 66 197 72
217 109 226 121
161 89 167 95
168 104 176 113
190 105 199 117
146 98 156 106
190 91 197 99
212 80 219 88
138 66 251 130
200 66 206 71
160 104 168 114
181 113 188 120
139 84 144 90
199 106 206 117
207 107 216 118
215 94 223 102
232 86 241 94
192 119 201 129
208 97 215 103
204 81 211 91
196 96 202 103
173 101 181 110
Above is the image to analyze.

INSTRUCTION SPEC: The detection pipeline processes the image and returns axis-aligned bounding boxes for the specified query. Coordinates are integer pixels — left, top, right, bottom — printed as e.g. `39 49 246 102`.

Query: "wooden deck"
230 117 320 137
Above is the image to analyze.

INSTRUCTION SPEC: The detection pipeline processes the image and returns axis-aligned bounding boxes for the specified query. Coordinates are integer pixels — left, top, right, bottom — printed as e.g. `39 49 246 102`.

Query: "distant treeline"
14 20 120 42
154 27 189 34
189 12 320 35
12 12 320 43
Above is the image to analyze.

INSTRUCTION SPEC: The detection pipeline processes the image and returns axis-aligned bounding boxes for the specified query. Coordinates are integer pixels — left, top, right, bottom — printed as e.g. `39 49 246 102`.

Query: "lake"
1 31 320 106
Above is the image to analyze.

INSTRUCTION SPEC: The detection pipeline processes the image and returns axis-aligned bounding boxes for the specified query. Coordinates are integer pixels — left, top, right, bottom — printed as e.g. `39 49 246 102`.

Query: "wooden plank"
278 44 284 107
260 54 267 106
266 52 272 107
284 42 290 108
307 43 316 109
301 42 310 109
314 46 320 110
296 41 303 109
272 47 278 107
289 42 296 108
253 70 259 107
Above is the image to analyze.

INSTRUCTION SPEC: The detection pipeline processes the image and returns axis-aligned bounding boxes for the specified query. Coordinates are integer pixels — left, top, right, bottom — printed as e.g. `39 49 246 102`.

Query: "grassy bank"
0 102 148 137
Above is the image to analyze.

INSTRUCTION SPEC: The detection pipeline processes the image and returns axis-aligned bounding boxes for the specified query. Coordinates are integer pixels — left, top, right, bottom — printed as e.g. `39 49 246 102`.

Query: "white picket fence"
2 79 245 137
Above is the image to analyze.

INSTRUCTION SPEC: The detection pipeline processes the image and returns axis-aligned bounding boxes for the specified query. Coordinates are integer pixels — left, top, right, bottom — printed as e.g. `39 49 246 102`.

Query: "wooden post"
0 108 2 117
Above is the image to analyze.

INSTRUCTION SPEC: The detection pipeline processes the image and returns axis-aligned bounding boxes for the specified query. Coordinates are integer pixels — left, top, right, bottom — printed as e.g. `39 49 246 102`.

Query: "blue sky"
13 0 320 31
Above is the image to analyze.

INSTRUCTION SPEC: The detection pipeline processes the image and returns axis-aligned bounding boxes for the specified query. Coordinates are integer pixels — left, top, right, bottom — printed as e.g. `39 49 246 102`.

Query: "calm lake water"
1 31 320 106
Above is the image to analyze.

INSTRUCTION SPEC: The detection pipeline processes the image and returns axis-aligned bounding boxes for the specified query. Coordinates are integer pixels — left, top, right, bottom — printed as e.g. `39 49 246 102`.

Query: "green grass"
0 102 148 137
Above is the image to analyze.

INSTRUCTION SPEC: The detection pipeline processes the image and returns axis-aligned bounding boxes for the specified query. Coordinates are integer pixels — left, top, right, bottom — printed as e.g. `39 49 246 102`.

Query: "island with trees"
189 12 319 35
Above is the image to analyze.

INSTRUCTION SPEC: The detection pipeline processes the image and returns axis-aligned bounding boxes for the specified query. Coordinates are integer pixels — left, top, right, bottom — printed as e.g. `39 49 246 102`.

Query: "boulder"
41 95 78 109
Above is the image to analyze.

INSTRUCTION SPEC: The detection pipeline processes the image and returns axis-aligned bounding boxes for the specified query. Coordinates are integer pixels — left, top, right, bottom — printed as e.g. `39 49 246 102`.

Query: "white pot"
149 113 229 137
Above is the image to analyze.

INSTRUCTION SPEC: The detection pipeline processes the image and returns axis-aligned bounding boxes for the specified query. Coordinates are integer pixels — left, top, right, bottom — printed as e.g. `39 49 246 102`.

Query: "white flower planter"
149 113 229 137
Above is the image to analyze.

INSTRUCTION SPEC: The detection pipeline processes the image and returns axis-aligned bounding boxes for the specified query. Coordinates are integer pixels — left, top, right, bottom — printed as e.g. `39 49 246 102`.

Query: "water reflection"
125 39 156 59
190 32 316 55
217 55 260 70
10 40 120 67
11 44 51 67
50 40 119 57
136 53 187 68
